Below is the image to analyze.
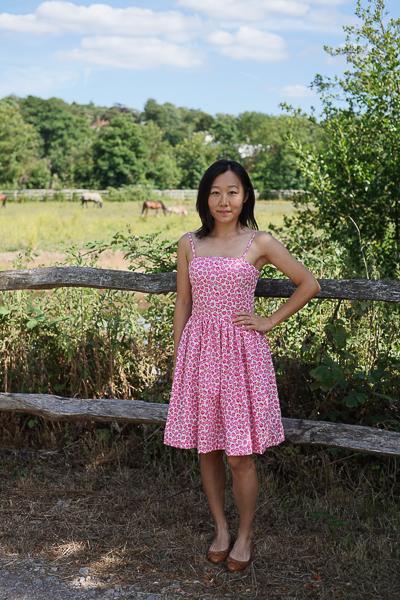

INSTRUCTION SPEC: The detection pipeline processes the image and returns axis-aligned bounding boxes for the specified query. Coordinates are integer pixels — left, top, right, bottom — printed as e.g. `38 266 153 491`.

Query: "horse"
167 205 188 216
142 199 167 216
81 192 103 208
0 194 6 209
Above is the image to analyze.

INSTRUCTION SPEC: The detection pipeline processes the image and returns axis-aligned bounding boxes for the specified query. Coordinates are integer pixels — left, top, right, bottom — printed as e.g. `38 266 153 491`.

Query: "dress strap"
242 230 258 258
188 232 197 258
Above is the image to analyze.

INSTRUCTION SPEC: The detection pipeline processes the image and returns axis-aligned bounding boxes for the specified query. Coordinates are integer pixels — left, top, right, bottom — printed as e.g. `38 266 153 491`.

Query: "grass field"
0 199 295 254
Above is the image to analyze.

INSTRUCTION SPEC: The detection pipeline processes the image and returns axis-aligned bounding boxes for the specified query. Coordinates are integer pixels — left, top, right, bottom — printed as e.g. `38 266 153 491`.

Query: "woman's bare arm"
234 231 321 332
173 234 193 363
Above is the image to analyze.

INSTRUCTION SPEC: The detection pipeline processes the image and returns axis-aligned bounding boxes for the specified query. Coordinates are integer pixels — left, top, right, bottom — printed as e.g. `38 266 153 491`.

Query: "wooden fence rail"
1 266 400 457
0 393 398 457
1 266 400 302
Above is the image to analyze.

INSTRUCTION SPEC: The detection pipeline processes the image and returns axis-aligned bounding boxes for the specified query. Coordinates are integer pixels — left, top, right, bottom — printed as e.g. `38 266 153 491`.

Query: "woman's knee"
200 450 224 466
226 454 254 473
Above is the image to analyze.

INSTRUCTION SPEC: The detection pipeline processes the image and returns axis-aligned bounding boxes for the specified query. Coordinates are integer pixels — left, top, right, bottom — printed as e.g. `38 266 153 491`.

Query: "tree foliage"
92 114 148 189
19 95 92 183
174 133 218 189
0 98 44 186
285 0 400 274
0 93 322 191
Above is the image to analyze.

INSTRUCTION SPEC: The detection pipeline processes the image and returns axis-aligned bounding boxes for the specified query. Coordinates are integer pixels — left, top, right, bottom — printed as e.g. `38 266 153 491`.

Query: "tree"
143 99 215 146
210 114 241 161
143 99 185 146
141 121 181 189
92 114 149 188
286 0 400 272
0 98 43 186
237 112 323 194
25 159 51 189
174 133 218 189
19 95 93 183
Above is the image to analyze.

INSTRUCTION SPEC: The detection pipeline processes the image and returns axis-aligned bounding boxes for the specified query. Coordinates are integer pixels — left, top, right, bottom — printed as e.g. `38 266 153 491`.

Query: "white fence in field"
0 189 110 202
0 188 263 202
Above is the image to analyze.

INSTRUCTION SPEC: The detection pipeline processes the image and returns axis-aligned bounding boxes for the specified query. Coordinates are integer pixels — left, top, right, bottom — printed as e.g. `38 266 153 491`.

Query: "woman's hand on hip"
232 312 274 332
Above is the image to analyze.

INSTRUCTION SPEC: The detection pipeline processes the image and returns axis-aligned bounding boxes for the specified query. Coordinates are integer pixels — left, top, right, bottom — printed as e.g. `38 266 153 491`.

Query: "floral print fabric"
164 231 285 456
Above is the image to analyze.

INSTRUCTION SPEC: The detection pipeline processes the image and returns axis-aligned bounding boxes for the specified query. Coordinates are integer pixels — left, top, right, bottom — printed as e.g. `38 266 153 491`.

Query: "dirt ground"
0 434 399 600
0 250 131 272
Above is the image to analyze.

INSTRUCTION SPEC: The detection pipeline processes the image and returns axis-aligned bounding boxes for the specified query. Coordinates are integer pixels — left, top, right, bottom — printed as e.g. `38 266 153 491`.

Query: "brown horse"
0 194 6 209
142 199 167 216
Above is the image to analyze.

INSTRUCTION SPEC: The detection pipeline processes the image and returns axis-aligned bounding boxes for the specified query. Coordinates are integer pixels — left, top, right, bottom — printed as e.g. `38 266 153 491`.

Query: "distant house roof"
90 120 110 128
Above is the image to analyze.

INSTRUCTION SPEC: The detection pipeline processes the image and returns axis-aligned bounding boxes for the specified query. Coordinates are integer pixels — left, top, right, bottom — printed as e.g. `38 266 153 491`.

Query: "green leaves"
310 358 348 392
284 0 400 277
20 299 71 330
0 305 11 317
343 391 368 408
86 231 178 274
0 101 43 187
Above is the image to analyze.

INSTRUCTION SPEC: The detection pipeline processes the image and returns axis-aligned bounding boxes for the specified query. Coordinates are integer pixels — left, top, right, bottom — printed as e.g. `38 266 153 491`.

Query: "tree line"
0 0 398 274
0 94 324 194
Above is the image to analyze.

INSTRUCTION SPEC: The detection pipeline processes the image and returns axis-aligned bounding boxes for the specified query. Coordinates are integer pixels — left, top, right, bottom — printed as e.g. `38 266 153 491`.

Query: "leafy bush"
0 230 398 435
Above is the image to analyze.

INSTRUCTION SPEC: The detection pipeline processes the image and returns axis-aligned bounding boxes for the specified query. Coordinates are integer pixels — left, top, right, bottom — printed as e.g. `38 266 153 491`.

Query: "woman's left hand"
232 311 274 332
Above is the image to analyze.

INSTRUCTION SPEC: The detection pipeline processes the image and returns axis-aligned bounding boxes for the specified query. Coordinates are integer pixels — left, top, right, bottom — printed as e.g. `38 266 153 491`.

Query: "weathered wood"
1 267 400 302
0 393 168 426
282 418 400 457
0 267 177 295
1 393 399 457
256 277 400 303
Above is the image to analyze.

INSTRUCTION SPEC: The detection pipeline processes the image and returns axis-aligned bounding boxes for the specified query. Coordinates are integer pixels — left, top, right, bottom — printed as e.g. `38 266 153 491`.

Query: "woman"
164 159 320 571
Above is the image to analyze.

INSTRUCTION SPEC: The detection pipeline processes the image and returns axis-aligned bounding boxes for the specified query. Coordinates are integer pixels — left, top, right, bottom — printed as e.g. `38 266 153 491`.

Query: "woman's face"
208 170 247 225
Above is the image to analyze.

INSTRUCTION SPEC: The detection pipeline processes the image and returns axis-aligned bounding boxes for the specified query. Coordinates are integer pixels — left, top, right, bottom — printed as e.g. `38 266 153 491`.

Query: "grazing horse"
0 194 6 209
167 205 188 216
81 192 103 208
142 199 167 216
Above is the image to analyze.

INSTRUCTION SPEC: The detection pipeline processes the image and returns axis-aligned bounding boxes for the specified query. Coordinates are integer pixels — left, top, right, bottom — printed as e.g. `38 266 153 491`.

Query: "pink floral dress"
164 230 285 456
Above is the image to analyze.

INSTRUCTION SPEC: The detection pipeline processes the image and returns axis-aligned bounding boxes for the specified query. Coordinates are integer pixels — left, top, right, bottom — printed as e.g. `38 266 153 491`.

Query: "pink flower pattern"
164 231 285 456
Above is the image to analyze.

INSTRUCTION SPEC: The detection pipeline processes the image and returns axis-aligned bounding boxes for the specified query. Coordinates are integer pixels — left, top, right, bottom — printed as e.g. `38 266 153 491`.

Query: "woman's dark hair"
195 159 258 238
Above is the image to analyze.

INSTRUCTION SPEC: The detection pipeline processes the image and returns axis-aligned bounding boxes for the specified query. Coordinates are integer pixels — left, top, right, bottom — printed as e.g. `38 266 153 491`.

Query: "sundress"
164 230 285 456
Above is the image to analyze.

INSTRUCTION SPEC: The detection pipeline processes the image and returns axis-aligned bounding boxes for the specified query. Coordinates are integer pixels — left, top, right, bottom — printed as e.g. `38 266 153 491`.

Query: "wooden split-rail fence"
0 266 400 458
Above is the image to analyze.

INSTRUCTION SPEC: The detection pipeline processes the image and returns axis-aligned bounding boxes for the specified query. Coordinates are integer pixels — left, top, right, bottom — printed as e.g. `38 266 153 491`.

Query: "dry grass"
0 427 399 600
0 199 295 253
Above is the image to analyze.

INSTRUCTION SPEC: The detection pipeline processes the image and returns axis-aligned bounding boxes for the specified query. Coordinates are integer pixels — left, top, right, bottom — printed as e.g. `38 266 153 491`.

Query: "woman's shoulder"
178 232 192 245
177 233 194 259
253 230 275 244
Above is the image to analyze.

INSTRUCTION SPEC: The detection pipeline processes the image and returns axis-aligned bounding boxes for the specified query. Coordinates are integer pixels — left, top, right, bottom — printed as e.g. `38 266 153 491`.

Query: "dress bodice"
188 232 259 319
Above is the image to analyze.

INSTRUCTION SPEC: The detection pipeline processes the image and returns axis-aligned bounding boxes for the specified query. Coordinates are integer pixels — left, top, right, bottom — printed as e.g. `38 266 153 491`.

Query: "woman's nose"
219 193 229 205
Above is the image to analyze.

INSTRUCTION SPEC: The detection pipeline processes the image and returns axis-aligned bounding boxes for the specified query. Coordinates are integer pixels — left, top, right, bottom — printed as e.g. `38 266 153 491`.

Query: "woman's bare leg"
226 454 258 561
200 450 231 551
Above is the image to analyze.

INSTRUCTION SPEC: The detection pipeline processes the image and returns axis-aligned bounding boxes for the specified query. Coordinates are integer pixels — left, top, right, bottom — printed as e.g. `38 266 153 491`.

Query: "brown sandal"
207 535 232 565
225 542 253 572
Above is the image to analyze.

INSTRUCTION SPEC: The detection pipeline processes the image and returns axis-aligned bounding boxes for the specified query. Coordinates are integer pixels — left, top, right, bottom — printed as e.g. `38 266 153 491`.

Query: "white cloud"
0 1 202 41
208 26 288 62
178 0 309 20
57 36 203 70
281 84 315 97
177 0 355 34
177 0 346 21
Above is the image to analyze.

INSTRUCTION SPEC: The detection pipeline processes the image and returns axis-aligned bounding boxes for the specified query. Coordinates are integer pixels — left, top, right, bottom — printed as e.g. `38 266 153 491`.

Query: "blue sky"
1 0 399 116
